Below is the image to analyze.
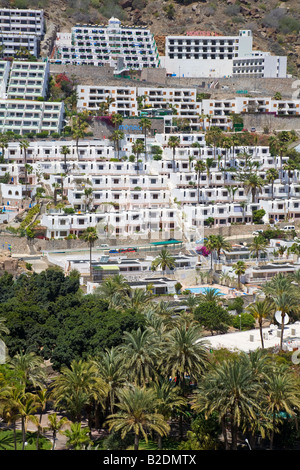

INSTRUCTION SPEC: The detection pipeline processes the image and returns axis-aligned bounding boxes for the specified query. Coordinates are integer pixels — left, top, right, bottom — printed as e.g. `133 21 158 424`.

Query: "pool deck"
185 284 238 298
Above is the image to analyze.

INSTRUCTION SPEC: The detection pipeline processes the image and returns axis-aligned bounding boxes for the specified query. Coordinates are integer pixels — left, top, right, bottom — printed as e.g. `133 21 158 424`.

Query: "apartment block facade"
52 17 160 73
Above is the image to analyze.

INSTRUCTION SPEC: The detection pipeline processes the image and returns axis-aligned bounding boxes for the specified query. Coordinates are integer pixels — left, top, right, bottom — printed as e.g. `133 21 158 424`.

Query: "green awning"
93 265 120 270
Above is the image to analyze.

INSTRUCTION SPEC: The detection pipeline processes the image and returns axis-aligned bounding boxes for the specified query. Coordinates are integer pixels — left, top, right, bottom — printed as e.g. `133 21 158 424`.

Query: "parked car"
250 127 256 132
252 229 263 235
100 244 109 247
109 249 119 253
283 225 295 231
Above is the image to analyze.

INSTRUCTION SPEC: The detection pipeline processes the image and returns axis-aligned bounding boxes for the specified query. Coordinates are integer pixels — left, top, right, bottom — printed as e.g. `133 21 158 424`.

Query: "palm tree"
60 145 71 173
266 168 279 200
93 347 127 416
7 351 47 391
232 260 247 290
105 385 170 450
110 129 124 160
139 117 152 160
164 322 210 390
19 139 30 196
151 247 175 274
246 298 275 348
46 413 69 450
51 359 107 423
204 235 218 278
64 422 92 450
80 226 98 280
71 115 88 161
168 135 180 171
268 135 288 183
283 160 297 199
205 157 214 187
111 112 123 128
132 138 145 172
194 160 206 203
249 235 268 262
243 173 264 203
119 328 160 386
191 356 263 450
205 126 223 161
264 364 300 450
199 287 224 304
17 391 39 450
262 273 300 350
151 379 186 449
214 235 232 261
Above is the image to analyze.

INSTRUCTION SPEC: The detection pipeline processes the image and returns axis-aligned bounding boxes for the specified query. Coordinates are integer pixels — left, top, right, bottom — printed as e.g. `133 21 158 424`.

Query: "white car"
252 230 263 235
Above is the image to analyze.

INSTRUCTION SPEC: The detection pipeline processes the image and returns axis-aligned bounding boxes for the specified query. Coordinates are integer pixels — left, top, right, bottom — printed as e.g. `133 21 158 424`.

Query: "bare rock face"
40 21 59 58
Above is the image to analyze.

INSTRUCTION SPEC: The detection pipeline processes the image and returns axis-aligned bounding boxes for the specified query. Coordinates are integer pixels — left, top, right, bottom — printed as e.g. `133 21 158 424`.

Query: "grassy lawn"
0 430 52 450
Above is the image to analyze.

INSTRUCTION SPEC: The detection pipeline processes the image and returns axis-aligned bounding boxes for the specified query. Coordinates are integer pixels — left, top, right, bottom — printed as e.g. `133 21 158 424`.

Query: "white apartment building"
0 32 40 58
161 29 287 78
52 17 160 72
0 99 64 135
77 85 138 116
6 60 49 100
0 8 44 38
0 8 45 58
232 53 287 78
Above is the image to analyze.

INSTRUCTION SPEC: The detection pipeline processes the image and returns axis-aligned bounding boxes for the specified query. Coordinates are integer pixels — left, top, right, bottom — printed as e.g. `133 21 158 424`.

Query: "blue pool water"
187 287 224 295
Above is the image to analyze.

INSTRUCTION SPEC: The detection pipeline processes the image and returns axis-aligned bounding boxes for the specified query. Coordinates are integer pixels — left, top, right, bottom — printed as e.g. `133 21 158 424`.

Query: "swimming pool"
187 287 224 295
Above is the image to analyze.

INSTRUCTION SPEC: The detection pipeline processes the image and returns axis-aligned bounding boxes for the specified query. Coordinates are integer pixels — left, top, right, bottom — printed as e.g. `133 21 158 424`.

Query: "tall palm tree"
7 351 47 391
266 168 279 200
191 356 263 450
262 273 300 350
71 115 88 161
80 226 98 280
119 328 160 386
105 385 170 451
204 235 218 277
242 173 264 203
132 138 145 173
268 135 288 183
168 135 180 171
46 413 69 450
95 274 131 306
263 364 300 450
17 391 39 450
60 145 70 173
151 247 175 274
164 322 210 389
51 359 107 423
194 160 206 203
205 157 214 187
151 379 186 449
110 129 124 160
249 235 268 262
246 298 275 348
232 260 247 290
93 347 127 416
139 117 152 160
111 112 123 128
19 139 30 196
214 235 232 261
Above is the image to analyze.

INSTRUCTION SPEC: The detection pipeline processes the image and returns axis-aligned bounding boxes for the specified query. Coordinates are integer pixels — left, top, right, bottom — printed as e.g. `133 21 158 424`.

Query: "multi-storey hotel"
6 60 49 100
0 8 44 57
0 99 64 135
160 29 287 78
52 17 160 73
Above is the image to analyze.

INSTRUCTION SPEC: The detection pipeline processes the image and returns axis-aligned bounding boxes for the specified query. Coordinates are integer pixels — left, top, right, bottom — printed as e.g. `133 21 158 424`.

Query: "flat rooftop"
203 322 300 353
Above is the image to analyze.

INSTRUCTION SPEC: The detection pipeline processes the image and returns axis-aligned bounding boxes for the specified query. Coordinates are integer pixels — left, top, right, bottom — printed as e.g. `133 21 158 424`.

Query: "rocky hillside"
2 0 300 75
